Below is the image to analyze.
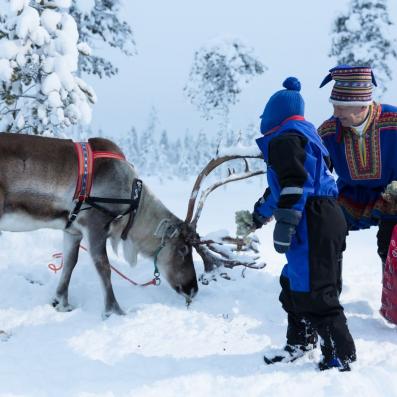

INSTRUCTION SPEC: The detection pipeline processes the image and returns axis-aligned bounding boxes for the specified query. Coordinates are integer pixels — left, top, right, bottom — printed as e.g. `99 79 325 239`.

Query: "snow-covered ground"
0 177 396 397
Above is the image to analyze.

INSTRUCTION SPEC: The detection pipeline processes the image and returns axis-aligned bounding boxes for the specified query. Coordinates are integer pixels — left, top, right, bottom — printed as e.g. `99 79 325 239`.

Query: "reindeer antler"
193 236 266 273
185 145 266 273
185 150 264 226
190 164 264 228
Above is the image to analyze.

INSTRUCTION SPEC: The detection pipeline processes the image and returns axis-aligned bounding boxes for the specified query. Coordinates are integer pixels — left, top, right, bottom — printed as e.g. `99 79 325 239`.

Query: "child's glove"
273 208 302 253
252 211 272 229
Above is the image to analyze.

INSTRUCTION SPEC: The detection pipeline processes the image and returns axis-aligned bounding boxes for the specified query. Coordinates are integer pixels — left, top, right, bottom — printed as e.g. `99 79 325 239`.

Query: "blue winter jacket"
255 117 338 218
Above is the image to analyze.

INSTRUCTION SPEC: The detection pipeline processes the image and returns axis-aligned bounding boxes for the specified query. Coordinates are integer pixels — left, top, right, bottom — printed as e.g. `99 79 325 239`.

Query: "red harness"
73 142 125 201
66 142 142 240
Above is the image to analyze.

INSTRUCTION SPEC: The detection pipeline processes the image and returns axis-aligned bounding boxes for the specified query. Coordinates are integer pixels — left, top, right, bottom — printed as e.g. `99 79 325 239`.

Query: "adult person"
252 76 356 371
318 65 397 272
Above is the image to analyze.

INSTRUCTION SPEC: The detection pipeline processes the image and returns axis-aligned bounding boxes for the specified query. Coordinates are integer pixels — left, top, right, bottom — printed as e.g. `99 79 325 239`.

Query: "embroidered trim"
338 193 377 221
339 193 397 223
318 119 337 138
377 112 397 129
344 104 382 180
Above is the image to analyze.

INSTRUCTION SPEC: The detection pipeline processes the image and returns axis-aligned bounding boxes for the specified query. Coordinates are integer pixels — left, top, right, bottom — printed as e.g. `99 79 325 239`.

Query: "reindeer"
0 133 264 317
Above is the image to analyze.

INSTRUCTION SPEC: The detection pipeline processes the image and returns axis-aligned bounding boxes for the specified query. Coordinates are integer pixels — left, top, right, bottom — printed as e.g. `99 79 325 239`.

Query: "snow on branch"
329 0 397 94
0 0 96 135
184 36 266 121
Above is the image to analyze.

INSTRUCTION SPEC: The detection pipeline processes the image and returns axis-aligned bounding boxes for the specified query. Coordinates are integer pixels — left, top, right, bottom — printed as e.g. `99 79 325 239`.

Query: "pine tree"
184 37 266 127
177 132 193 180
128 126 140 163
158 129 171 178
0 0 96 135
171 138 182 178
192 130 210 175
139 107 159 177
119 126 139 165
159 129 169 157
70 0 135 78
329 0 397 93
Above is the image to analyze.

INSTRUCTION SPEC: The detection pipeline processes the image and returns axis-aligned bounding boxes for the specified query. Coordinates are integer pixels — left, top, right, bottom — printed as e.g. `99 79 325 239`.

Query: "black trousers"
279 198 356 362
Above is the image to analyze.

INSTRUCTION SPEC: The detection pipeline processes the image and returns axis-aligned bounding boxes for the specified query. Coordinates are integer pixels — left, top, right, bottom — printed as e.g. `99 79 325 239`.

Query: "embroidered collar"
351 103 377 136
343 103 382 180
336 102 380 143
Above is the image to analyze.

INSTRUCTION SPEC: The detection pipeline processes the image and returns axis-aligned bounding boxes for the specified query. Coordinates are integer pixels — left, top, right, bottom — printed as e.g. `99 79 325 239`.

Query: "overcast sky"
86 0 397 139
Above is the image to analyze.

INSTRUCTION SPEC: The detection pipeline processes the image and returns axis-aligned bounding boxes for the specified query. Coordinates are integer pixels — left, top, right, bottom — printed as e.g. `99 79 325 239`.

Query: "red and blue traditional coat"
318 103 397 230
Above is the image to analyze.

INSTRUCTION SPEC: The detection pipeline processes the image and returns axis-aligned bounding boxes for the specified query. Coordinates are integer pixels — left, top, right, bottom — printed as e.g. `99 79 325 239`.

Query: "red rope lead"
48 245 158 287
48 252 64 273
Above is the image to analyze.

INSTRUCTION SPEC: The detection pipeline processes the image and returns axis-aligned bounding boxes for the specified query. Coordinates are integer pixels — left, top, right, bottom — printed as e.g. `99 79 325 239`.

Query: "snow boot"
318 356 354 372
318 334 356 372
263 343 315 365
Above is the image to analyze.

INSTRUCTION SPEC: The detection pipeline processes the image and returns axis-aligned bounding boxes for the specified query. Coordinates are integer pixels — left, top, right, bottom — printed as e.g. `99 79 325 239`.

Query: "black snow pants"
279 197 356 363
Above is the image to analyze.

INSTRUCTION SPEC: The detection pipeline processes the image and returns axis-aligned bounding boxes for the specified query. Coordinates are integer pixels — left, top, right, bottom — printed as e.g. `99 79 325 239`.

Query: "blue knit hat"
260 77 305 134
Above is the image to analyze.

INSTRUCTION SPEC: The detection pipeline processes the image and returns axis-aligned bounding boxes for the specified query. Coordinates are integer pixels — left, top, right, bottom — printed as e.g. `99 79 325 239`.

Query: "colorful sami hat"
319 65 377 106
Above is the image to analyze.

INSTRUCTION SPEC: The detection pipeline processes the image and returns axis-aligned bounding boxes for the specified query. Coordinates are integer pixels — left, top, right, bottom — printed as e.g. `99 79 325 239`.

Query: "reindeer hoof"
52 299 74 312
102 305 126 320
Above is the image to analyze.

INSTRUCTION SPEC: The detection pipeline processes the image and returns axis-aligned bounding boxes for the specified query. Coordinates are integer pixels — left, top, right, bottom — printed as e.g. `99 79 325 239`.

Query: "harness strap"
66 200 84 229
73 142 94 201
73 143 126 201
68 142 138 230
121 179 142 240
81 179 143 229
93 151 125 161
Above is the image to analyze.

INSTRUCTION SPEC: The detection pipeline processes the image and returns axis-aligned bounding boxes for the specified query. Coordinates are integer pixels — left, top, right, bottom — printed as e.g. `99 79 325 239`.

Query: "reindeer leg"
87 230 125 318
52 231 82 312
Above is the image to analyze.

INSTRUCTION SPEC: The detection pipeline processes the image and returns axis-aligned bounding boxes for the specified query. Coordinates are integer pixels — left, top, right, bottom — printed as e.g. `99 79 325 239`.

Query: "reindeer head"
152 219 198 301
134 149 265 303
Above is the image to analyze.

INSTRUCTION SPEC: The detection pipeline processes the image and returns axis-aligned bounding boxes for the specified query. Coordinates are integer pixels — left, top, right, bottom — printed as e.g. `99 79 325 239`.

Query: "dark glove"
252 188 273 229
273 208 302 253
252 211 272 229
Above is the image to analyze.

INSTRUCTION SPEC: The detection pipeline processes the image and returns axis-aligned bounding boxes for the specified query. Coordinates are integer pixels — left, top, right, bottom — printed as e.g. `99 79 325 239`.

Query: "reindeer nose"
189 283 198 298
176 279 198 299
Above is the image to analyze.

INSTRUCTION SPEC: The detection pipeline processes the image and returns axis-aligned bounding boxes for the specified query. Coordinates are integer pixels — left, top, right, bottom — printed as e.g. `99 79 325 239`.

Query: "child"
252 77 356 371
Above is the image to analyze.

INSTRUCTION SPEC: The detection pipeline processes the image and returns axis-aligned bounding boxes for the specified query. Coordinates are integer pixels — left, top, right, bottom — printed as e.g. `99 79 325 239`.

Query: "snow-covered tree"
329 0 397 93
70 0 135 78
242 122 259 145
184 37 266 128
118 125 139 165
157 129 171 178
192 130 211 175
0 0 96 135
170 137 182 176
159 129 169 157
139 107 159 176
177 132 193 180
